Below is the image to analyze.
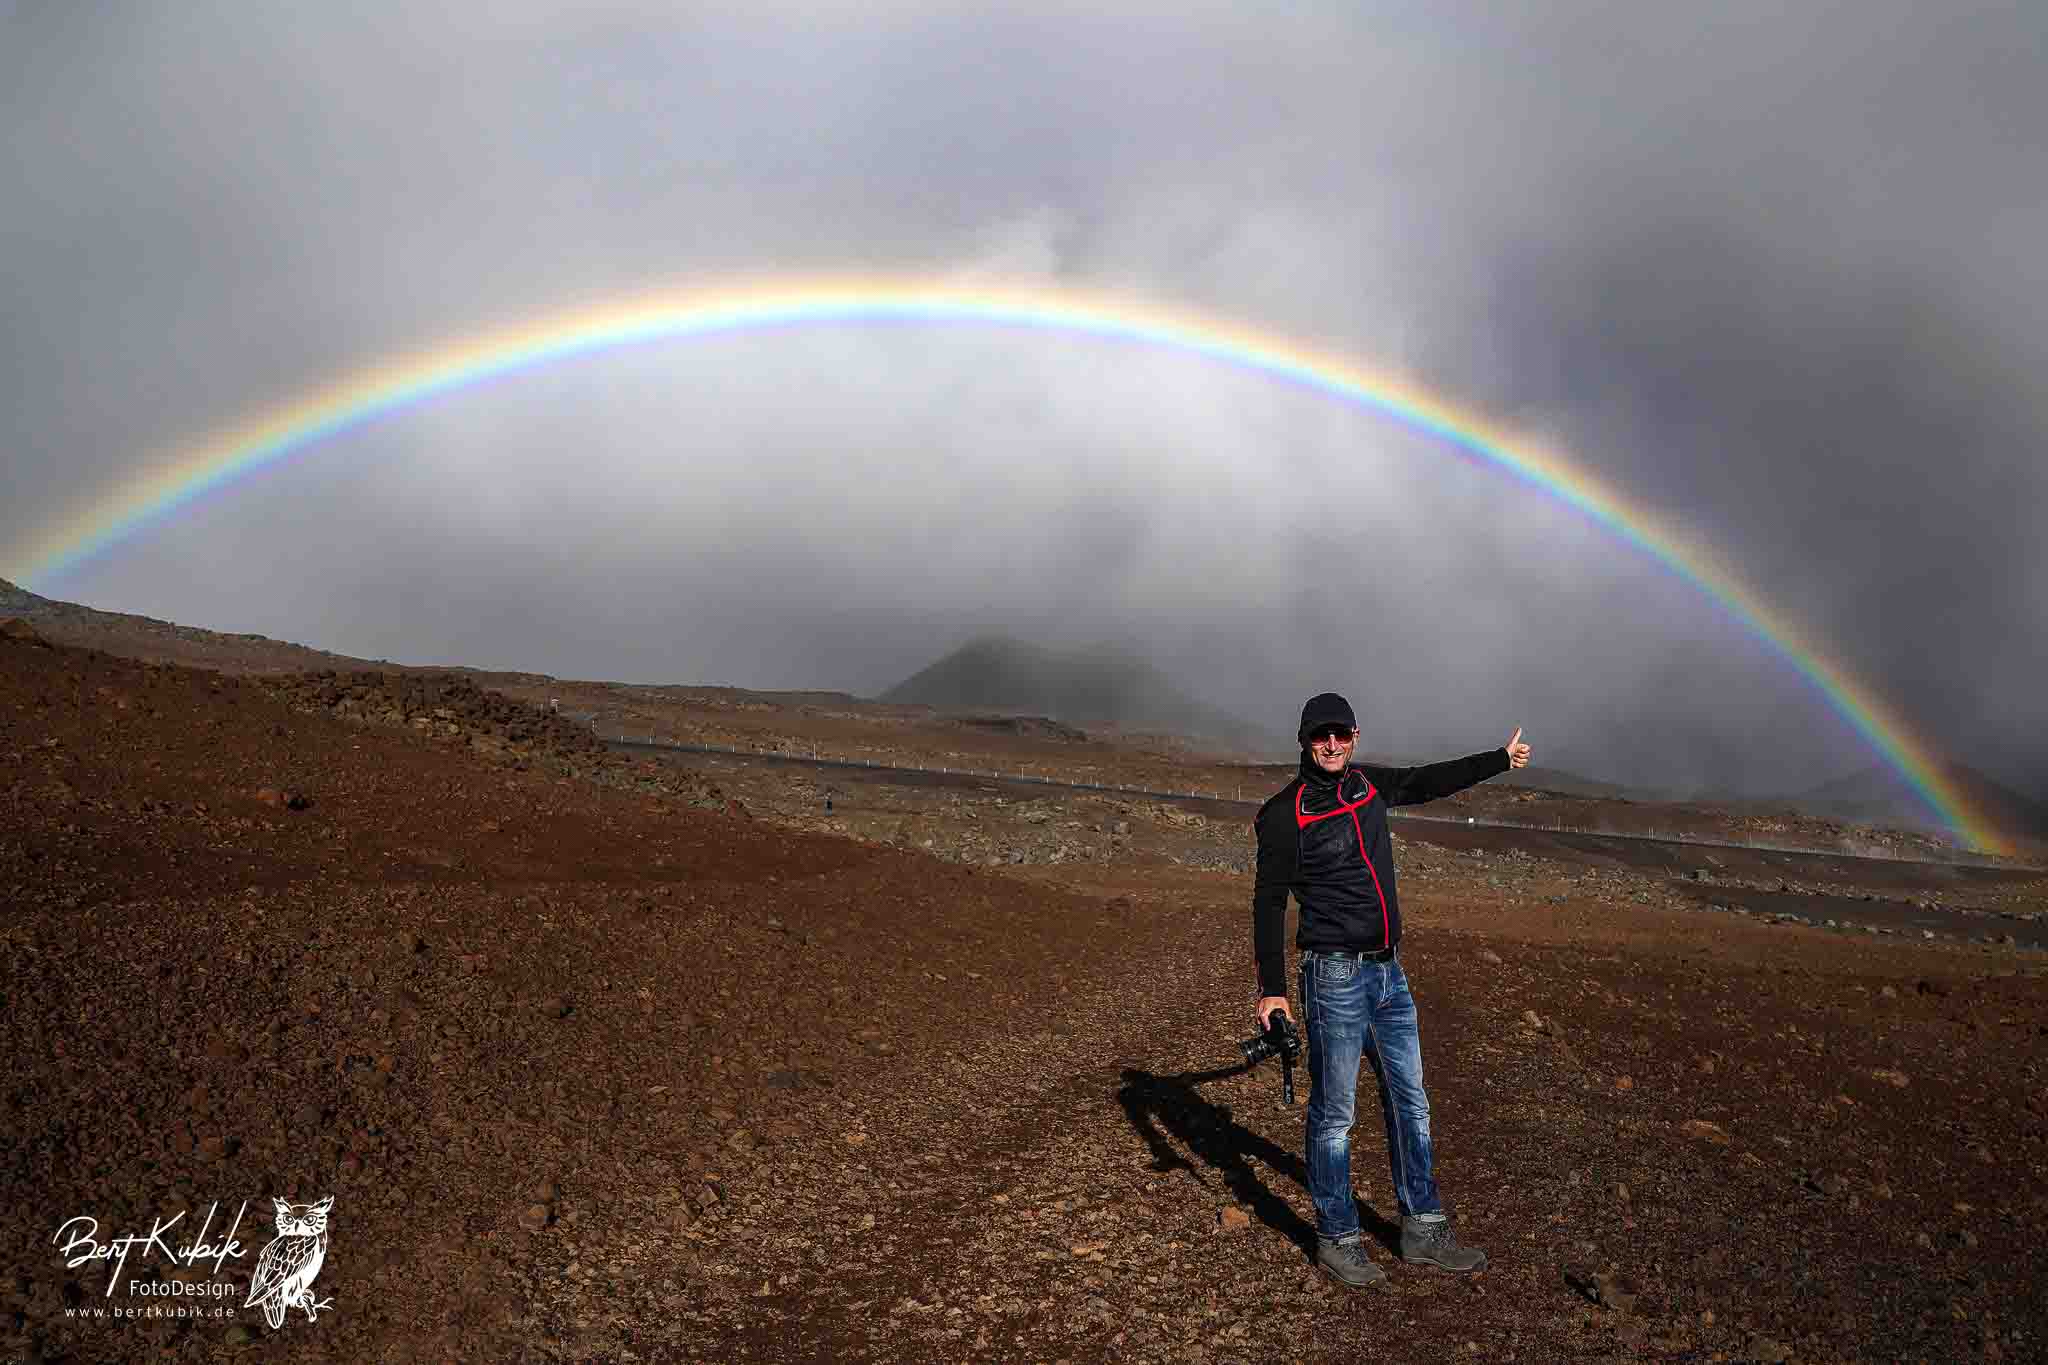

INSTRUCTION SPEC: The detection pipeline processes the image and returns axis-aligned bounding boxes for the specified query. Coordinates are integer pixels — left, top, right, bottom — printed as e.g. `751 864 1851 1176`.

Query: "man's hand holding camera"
1238 1004 1304 1105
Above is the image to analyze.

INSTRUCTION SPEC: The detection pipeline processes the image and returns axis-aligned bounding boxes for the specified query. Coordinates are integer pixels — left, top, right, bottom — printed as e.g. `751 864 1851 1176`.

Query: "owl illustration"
245 1196 334 1329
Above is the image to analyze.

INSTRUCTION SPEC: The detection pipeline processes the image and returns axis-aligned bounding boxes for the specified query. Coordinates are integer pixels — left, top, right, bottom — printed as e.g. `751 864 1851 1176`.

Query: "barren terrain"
4 620 2046 1364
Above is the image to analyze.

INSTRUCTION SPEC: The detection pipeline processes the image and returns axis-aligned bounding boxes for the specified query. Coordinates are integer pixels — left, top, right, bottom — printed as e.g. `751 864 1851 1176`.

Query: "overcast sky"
3 1 2043 803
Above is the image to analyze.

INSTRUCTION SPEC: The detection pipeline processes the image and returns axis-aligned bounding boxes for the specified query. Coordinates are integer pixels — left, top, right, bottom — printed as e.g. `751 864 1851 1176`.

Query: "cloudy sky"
3 1 2043 803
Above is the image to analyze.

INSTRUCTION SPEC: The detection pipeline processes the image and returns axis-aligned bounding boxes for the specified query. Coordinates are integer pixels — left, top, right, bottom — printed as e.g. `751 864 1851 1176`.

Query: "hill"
0 575 368 674
880 634 1281 754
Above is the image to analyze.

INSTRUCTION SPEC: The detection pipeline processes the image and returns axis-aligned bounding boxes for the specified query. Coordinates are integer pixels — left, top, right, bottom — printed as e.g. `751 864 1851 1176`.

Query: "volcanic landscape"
4 598 2046 1365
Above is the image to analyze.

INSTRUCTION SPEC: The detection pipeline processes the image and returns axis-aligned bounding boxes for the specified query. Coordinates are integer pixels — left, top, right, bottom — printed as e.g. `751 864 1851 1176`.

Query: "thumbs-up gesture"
1503 727 1531 770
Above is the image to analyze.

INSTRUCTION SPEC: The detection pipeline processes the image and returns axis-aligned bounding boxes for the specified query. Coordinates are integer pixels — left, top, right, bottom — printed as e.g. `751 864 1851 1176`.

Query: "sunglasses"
1308 726 1356 746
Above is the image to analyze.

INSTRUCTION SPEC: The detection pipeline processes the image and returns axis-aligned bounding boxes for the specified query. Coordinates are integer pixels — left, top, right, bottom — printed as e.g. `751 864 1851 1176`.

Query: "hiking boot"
1316 1234 1389 1289
1400 1215 1487 1272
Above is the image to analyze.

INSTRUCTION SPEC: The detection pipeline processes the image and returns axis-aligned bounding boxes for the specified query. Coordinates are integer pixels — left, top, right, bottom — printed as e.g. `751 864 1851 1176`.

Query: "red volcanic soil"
4 623 2047 1364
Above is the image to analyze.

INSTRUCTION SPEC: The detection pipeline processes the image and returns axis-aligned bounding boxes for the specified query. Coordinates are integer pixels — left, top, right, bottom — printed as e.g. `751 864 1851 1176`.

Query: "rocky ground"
4 622 2046 1364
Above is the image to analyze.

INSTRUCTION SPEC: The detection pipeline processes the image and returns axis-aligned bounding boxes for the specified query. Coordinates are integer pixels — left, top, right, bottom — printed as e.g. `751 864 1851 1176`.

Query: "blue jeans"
1299 949 1440 1240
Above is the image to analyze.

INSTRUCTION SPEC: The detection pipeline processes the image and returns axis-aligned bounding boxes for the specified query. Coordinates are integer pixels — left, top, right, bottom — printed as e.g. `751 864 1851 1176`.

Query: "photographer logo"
50 1194 336 1331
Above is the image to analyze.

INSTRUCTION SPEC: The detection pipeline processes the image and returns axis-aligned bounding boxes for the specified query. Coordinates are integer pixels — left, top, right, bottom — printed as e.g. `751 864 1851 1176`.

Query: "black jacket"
1252 748 1509 997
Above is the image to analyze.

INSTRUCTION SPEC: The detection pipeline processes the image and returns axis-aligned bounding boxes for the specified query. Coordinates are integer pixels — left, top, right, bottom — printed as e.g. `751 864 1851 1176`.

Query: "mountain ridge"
7 580 2037 853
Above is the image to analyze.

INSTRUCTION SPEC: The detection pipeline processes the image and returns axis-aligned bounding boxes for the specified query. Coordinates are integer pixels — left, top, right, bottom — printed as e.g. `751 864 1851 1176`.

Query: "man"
1252 691 1531 1289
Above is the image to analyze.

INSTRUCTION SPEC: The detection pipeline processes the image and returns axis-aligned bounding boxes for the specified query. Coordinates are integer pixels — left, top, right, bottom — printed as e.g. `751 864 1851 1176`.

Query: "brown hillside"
4 630 2045 1363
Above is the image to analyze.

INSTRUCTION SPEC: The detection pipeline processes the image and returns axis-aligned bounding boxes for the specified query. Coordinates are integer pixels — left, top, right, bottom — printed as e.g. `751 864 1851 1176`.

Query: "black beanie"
1297 692 1356 746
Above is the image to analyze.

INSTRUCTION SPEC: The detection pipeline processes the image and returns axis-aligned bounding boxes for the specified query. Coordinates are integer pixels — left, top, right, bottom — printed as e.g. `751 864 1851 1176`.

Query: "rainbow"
11 278 2013 854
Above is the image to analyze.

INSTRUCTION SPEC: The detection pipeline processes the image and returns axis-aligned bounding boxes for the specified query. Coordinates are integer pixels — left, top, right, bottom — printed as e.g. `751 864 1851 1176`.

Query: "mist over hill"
880 635 1283 756
1796 763 2048 845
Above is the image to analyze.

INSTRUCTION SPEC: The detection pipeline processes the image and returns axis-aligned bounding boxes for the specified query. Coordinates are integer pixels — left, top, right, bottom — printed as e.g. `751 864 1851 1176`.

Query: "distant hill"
1794 762 2048 847
880 635 1281 755
1494 767 1643 800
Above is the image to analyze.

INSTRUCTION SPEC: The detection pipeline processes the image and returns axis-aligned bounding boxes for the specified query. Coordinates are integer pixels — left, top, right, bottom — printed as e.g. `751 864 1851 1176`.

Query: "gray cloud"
3 1 2042 812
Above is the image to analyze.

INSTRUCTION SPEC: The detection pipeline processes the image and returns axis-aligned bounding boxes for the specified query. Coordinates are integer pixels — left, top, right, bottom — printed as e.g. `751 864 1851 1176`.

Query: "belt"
1305 946 1396 963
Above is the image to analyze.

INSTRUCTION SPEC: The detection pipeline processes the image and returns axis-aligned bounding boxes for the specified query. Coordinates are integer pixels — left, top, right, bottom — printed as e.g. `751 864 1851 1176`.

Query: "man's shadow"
1117 1064 1401 1259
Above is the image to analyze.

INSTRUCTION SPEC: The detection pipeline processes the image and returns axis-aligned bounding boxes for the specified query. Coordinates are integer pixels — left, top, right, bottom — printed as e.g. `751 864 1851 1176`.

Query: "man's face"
1307 725 1356 774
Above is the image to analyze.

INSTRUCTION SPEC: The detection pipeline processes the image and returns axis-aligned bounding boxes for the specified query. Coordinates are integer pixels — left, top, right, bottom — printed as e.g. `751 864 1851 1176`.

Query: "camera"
1238 1011 1303 1104
1238 1012 1301 1067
